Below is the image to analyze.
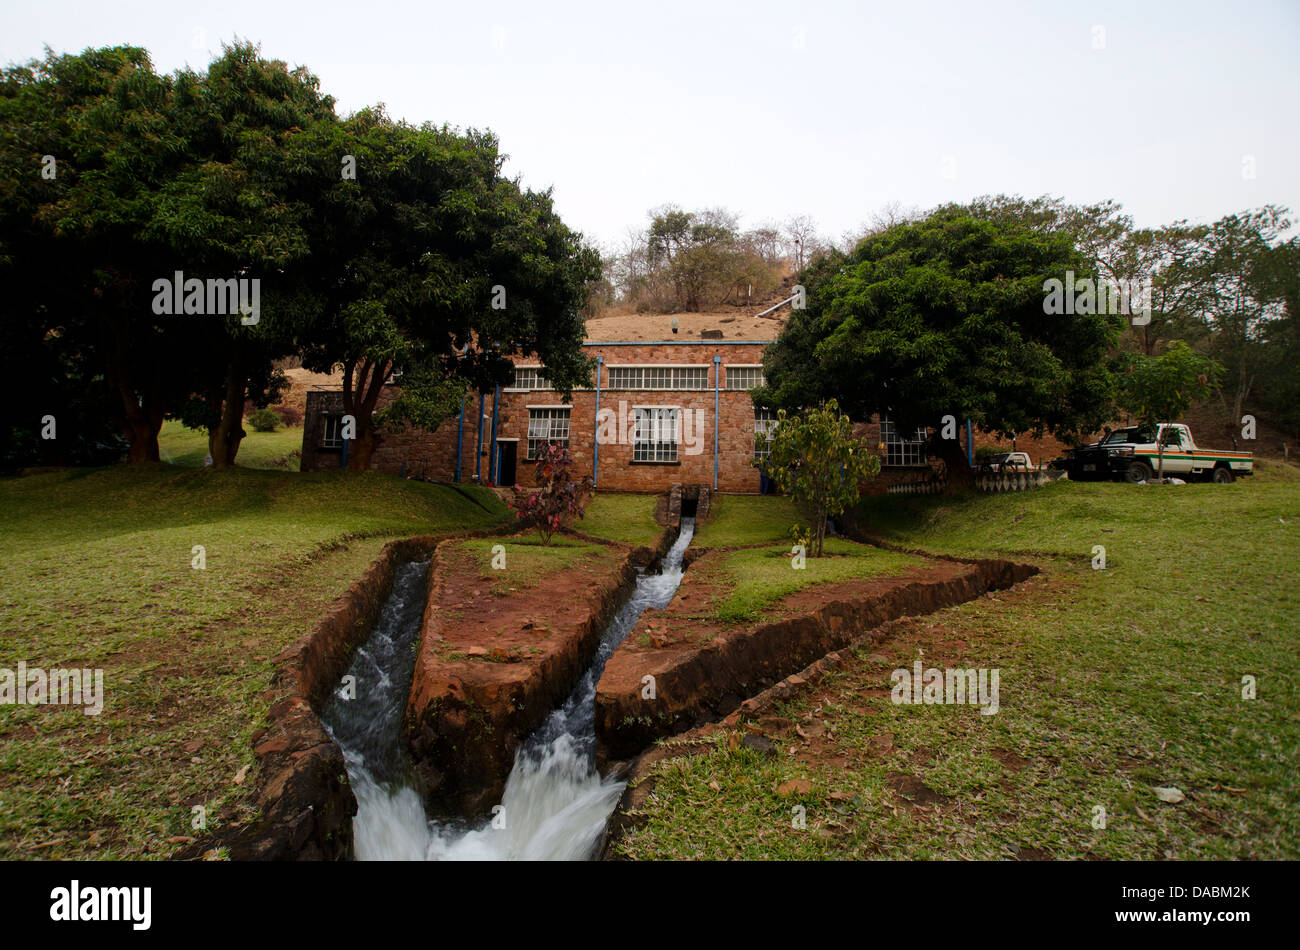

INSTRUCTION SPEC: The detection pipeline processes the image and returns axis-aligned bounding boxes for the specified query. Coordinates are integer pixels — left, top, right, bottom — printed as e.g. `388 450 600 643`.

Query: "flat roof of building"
582 308 787 343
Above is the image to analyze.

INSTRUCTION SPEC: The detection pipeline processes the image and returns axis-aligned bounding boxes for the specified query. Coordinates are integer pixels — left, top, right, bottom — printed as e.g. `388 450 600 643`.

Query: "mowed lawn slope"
0 465 507 859
615 468 1300 860
157 419 306 471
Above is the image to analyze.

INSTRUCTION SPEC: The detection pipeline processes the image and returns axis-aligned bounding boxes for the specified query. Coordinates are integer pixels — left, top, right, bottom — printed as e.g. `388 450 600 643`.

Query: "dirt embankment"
404 527 676 819
594 558 1038 763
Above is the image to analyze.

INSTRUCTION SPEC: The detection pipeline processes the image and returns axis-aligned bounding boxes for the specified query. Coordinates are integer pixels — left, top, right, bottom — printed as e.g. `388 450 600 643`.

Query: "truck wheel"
1213 465 1235 484
1125 460 1152 483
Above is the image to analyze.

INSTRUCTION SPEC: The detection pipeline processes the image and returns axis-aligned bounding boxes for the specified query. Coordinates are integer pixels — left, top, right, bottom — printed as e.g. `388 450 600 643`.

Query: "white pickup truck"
978 451 1035 473
1067 423 1253 483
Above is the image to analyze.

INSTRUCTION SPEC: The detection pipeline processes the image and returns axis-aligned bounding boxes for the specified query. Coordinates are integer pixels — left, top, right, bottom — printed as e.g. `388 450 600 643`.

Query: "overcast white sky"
4 0 1297 249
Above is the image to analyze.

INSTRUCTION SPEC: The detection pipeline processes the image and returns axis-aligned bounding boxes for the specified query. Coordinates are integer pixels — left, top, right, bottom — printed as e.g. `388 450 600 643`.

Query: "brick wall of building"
301 341 1094 492
300 341 775 493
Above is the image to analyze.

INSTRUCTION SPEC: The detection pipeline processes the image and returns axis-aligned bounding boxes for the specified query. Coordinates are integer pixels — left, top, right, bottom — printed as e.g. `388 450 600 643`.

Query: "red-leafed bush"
272 405 303 427
507 443 593 544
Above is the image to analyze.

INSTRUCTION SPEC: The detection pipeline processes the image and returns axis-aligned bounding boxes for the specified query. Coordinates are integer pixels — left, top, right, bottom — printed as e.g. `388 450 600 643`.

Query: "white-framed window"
607 365 709 391
632 407 680 462
754 408 778 460
880 416 929 466
321 412 344 449
726 365 766 390
527 408 570 459
509 367 552 391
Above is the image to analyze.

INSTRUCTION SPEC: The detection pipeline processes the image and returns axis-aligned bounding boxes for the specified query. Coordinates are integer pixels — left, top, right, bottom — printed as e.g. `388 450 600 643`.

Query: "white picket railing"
886 470 1057 494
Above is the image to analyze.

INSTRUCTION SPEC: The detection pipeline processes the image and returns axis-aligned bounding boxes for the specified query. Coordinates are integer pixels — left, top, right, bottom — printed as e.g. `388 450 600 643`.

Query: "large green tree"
1182 207 1293 431
0 44 335 466
161 44 337 467
0 46 194 463
940 195 1209 357
757 210 1123 481
298 109 599 471
1251 238 1300 437
1 44 597 472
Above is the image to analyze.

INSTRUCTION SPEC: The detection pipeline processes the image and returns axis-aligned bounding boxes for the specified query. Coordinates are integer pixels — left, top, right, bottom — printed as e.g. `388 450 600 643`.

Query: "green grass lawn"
708 540 927 624
615 477 1300 860
694 494 801 546
158 419 304 470
580 493 664 547
0 464 506 859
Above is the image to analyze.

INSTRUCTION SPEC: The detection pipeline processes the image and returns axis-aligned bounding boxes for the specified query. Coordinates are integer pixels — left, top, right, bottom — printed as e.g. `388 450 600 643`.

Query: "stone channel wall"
185 535 438 861
594 559 1039 762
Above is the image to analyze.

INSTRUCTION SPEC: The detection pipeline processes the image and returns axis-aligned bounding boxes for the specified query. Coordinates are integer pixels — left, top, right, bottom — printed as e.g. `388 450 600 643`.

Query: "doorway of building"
496 440 517 486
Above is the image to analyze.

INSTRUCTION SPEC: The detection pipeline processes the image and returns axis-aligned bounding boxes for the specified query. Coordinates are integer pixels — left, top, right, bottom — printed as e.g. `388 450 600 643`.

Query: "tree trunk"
813 504 827 557
208 360 248 469
116 377 162 462
342 357 391 472
349 429 378 471
104 312 162 463
934 433 973 491
124 413 162 462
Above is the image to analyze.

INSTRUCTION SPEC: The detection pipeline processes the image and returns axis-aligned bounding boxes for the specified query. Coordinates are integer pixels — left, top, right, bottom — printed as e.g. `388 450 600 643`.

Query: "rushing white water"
325 519 695 861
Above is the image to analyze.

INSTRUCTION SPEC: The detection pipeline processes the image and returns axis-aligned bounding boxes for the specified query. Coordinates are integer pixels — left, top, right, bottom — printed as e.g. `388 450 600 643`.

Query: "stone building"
300 310 1079 493
301 313 784 492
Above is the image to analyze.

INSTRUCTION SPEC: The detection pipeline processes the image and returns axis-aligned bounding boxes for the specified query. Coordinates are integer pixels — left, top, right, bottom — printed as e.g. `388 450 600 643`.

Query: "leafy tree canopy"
756 209 1124 465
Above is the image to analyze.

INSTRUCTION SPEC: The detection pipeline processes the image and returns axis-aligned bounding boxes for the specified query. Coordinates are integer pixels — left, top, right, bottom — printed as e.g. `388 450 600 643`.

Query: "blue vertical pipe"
966 418 974 466
340 409 349 469
713 354 721 491
475 391 486 481
455 396 465 483
593 355 603 488
489 384 500 485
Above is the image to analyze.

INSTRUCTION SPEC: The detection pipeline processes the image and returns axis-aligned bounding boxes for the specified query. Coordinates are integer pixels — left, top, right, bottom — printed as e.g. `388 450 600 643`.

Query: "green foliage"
1116 341 1221 426
711 539 923 623
296 107 600 468
1181 207 1294 426
246 408 280 432
757 209 1123 454
0 44 598 471
759 400 880 556
1115 341 1222 478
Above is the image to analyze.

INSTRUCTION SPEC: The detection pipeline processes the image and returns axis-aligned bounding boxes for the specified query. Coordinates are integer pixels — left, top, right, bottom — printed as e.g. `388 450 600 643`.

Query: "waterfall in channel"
323 519 695 860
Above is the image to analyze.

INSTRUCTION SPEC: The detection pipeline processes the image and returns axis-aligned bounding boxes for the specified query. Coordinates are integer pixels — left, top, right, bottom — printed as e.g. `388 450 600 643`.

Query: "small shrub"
758 400 880 556
247 408 280 432
508 443 593 544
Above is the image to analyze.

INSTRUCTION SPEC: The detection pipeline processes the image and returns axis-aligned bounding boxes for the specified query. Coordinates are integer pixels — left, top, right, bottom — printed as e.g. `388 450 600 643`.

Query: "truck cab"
980 450 1035 473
